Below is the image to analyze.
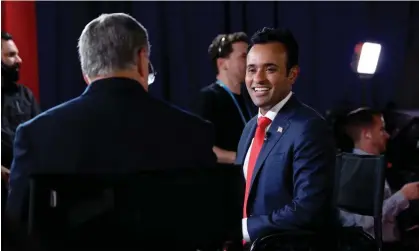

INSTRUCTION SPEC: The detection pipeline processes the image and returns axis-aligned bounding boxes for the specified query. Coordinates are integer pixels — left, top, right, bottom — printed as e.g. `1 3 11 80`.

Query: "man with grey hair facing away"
7 13 216 226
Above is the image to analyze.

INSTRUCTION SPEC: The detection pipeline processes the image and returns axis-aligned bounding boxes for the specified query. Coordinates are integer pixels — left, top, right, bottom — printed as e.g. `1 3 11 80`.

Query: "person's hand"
212 147 237 164
230 151 237 164
2 166 10 187
405 225 419 232
2 166 10 175
400 182 419 201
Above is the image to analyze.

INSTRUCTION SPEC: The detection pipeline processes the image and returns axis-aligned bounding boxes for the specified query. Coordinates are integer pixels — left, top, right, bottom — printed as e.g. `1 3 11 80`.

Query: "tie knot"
257 116 272 129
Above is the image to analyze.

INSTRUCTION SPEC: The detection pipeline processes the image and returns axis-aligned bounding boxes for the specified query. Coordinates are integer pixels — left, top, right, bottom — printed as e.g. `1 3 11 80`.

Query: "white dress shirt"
242 91 293 242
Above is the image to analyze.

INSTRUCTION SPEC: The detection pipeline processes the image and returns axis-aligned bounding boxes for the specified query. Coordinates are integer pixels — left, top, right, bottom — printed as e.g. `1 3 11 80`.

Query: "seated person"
339 108 419 247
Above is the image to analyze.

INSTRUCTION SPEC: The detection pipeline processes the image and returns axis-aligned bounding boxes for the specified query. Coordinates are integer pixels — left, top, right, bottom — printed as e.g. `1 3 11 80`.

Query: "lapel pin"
277 126 283 133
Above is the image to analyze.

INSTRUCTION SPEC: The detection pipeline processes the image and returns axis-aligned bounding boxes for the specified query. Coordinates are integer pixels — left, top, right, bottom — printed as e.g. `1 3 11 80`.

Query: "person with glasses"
195 32 256 166
6 13 217 223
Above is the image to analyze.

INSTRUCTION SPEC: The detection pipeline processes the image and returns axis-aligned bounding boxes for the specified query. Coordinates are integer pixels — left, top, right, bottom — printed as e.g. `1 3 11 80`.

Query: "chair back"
335 153 386 251
28 166 244 250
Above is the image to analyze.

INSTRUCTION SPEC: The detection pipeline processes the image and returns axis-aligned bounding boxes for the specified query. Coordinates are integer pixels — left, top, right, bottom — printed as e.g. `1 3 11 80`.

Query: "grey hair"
78 13 150 78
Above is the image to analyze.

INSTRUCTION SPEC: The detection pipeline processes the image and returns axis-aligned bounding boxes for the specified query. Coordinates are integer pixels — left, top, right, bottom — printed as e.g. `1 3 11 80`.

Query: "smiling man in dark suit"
6 13 216 222
236 28 336 244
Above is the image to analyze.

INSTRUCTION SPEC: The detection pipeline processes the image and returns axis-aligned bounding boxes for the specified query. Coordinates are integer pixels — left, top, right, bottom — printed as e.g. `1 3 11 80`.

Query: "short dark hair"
208 32 248 74
249 27 299 75
344 107 382 142
1 31 13 41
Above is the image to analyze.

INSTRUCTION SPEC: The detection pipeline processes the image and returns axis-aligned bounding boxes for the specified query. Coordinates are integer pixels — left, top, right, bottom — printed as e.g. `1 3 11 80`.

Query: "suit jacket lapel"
239 118 257 164
249 96 299 190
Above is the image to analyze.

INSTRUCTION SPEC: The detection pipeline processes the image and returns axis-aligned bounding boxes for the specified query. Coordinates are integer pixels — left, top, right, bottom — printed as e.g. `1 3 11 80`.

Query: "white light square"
357 42 382 75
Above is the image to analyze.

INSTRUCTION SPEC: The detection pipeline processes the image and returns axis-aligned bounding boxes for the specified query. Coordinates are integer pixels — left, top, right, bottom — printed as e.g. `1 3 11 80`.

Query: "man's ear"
361 128 371 140
217 57 227 71
287 66 300 83
136 48 149 91
83 74 90 85
137 48 147 79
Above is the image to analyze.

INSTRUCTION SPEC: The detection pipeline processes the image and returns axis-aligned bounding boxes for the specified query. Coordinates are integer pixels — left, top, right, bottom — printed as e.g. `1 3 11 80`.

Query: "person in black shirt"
196 32 256 165
1 31 41 170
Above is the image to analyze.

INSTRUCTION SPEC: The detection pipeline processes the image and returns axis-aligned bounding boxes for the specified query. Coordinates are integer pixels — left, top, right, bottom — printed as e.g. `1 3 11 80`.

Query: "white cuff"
393 190 410 211
242 218 250 242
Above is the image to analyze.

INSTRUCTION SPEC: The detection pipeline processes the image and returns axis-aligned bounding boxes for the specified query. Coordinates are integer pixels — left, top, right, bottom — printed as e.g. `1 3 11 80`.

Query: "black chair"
249 230 328 251
248 227 378 251
27 166 244 251
337 226 376 251
335 153 387 251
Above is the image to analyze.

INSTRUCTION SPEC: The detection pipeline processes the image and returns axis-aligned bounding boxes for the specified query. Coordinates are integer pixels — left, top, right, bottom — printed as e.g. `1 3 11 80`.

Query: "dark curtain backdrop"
36 1 417 114
397 2 419 109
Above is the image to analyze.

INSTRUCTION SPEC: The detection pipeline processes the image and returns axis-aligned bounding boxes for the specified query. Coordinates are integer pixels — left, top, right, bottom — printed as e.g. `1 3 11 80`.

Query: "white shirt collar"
353 148 374 156
257 92 293 121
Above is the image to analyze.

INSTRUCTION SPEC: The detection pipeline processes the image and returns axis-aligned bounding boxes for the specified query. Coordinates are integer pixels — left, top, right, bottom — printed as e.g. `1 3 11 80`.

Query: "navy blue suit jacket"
6 77 216 221
236 95 336 241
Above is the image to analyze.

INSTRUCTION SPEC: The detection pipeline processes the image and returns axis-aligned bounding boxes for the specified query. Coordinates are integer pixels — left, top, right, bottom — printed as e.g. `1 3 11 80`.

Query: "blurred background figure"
340 107 419 250
1 31 41 170
195 32 256 166
1 31 40 207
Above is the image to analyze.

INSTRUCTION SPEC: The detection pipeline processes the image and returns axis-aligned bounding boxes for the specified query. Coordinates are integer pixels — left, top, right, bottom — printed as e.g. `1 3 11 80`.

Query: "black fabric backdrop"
35 1 418 114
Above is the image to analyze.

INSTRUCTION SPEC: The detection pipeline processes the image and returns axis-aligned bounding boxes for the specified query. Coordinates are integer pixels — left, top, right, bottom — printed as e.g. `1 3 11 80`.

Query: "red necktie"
243 116 272 219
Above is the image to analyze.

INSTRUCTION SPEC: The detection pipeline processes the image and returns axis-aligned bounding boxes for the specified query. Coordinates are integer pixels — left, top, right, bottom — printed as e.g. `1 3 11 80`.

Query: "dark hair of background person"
208 32 248 74
1 31 13 41
344 107 382 142
248 27 299 75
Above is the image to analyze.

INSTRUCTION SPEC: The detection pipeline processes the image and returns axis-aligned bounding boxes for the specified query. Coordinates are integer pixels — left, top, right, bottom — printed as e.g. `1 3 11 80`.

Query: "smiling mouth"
252 87 271 93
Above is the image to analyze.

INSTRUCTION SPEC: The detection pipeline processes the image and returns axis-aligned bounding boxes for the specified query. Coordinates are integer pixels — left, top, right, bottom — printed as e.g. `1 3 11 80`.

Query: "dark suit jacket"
236 95 336 241
6 77 216 221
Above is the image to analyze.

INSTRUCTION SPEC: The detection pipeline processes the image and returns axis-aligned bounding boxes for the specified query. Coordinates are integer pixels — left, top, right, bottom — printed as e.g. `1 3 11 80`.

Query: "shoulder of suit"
15 83 30 90
20 96 84 130
284 100 329 134
292 100 326 122
155 98 212 128
15 83 35 97
200 83 222 95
